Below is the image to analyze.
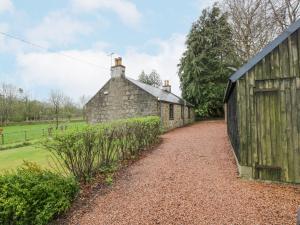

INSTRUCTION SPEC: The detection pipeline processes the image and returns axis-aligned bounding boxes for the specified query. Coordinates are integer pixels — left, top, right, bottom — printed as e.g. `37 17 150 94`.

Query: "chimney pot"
115 57 122 66
162 80 171 92
111 57 125 78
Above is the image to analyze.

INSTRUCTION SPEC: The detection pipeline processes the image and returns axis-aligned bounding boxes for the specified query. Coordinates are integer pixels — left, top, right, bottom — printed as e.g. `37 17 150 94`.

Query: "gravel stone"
72 121 300 225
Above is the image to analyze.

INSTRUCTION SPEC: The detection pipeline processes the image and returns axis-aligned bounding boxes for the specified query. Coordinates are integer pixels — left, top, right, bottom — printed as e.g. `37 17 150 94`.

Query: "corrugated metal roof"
229 19 300 82
127 77 194 106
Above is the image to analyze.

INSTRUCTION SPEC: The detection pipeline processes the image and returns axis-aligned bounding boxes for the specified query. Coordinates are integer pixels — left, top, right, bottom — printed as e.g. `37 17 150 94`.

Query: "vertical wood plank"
269 81 276 166
297 88 300 183
280 81 289 181
285 80 294 182
255 89 262 178
296 30 300 183
282 39 290 77
267 81 273 167
250 69 257 175
274 80 282 169
239 79 247 165
272 47 281 179
292 32 299 182
265 54 272 79
291 32 299 76
279 41 289 181
289 34 298 182
245 71 251 166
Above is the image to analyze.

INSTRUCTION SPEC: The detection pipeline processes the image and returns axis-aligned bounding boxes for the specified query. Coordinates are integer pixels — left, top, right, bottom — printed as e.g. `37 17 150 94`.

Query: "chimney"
162 80 171 92
111 57 125 78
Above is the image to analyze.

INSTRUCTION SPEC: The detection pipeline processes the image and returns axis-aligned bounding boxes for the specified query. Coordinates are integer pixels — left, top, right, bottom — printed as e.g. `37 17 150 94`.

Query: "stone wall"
160 102 195 130
86 77 159 123
86 76 195 130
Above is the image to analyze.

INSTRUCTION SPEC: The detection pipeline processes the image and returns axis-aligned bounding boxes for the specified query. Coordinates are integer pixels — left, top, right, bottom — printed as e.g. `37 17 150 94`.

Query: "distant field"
0 120 86 172
0 145 57 172
0 121 86 145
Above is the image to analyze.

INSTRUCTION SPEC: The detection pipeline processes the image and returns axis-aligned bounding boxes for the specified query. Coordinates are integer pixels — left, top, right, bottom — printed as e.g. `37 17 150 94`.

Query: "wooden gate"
254 77 300 182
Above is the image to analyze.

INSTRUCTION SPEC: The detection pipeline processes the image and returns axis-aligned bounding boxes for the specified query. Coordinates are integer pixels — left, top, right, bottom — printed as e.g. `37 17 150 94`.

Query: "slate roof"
126 77 194 107
224 18 300 102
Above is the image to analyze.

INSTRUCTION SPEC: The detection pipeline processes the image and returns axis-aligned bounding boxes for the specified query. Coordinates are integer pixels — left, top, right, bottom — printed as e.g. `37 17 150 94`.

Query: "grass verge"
0 144 55 172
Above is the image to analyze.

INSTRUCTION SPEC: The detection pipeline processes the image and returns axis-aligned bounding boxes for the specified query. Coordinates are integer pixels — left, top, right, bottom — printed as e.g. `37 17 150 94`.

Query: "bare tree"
223 0 300 62
63 96 77 120
138 70 162 87
0 83 18 125
224 0 275 62
79 95 89 120
18 89 32 122
49 90 65 129
268 0 300 32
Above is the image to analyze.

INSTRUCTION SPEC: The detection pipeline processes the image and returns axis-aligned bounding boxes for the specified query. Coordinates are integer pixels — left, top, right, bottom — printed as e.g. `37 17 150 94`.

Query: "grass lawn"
0 120 86 173
0 145 59 172
0 121 86 145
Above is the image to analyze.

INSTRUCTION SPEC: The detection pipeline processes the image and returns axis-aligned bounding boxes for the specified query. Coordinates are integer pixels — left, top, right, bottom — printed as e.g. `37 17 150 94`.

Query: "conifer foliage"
178 5 240 118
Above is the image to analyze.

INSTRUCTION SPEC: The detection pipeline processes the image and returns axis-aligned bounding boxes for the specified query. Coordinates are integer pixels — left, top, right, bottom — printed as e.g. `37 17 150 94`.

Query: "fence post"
1 134 3 145
42 129 45 137
24 131 27 141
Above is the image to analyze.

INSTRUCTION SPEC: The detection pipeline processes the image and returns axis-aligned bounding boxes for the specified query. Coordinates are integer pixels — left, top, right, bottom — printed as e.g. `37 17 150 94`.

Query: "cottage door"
254 77 300 182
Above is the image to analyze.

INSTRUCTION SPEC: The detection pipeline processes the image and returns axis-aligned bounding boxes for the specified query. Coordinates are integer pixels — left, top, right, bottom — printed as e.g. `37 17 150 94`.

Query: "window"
169 104 174 120
181 105 184 119
188 107 191 119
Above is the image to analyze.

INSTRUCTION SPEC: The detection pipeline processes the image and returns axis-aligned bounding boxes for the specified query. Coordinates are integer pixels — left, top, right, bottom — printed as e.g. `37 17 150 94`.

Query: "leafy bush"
44 116 161 183
0 162 79 225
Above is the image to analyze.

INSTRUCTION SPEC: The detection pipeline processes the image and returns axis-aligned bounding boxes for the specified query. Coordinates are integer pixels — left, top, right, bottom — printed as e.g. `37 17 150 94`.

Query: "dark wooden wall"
227 87 240 161
227 29 300 183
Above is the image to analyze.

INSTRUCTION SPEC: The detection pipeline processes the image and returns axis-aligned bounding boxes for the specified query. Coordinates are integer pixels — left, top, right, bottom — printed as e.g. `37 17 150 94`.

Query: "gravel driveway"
76 120 300 225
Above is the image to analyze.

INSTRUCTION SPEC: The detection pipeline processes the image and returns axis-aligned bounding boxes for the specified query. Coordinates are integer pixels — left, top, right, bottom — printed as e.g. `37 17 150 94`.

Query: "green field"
0 121 86 145
0 145 56 172
0 121 87 172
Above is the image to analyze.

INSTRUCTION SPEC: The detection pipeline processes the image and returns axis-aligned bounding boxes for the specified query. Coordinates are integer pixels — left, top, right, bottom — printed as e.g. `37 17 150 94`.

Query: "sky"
0 0 215 102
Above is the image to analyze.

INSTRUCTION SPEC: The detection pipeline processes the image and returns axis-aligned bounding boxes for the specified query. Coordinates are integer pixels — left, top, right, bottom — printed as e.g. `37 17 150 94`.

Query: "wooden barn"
224 19 300 183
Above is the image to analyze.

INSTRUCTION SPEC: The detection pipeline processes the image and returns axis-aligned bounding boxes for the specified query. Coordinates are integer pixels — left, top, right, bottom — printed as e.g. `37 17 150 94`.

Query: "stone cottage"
86 57 195 130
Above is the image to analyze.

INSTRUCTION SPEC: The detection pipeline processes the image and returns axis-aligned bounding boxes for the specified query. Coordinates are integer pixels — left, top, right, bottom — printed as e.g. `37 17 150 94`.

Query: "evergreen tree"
178 4 240 118
138 70 162 88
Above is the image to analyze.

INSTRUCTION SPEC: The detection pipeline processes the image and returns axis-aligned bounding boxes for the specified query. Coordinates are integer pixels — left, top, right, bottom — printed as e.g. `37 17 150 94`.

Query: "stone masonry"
86 57 195 130
86 77 159 123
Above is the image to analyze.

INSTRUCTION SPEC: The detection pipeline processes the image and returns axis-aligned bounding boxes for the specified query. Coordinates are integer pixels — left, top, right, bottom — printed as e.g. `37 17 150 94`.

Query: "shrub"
44 116 161 183
45 126 101 183
0 162 79 225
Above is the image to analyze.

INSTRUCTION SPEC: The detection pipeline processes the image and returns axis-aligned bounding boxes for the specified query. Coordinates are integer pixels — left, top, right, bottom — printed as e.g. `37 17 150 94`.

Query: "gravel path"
76 120 300 225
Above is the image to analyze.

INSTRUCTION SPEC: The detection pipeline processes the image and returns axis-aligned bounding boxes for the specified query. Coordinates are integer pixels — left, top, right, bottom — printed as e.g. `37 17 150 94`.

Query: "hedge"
45 116 161 183
0 162 79 225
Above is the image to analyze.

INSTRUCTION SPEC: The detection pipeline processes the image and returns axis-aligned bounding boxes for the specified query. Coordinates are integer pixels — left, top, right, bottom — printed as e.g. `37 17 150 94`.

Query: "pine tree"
178 4 240 118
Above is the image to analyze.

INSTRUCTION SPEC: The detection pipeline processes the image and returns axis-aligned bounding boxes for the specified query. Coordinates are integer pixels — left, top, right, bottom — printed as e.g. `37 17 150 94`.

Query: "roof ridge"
127 77 164 92
125 77 193 106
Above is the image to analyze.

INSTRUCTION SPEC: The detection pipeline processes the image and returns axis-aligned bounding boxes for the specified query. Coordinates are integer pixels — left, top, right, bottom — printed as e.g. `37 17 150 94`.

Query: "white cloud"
0 0 13 13
0 23 24 53
72 0 141 27
16 50 111 100
0 23 9 50
124 34 186 96
16 34 186 100
27 11 92 48
196 0 216 11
